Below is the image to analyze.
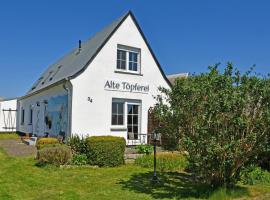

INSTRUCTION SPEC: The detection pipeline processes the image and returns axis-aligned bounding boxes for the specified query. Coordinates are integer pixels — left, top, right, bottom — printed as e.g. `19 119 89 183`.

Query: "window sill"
110 127 127 131
114 70 143 76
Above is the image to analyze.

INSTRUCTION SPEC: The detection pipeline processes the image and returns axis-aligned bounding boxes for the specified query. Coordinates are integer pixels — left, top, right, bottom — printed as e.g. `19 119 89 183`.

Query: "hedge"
86 136 126 167
37 145 72 166
36 138 59 150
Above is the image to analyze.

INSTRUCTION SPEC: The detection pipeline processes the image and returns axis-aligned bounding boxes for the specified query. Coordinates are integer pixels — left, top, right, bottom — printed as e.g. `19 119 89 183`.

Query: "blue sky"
0 0 270 98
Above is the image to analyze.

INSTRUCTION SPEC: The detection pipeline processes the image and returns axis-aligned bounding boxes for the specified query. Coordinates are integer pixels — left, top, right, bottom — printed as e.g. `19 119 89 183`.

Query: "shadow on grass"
119 171 249 199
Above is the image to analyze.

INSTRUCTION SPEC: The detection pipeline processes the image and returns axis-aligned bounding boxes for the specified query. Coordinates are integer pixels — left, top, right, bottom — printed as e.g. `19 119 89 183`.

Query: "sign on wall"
104 80 149 94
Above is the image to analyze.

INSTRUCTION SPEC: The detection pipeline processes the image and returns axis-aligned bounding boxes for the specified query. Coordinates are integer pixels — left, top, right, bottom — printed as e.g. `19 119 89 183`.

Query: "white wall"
17 84 69 136
70 15 170 143
0 99 17 132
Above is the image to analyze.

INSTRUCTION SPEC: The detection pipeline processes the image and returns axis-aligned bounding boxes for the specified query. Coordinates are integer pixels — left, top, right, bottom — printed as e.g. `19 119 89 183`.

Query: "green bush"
153 64 270 187
240 165 270 185
135 152 188 172
36 138 59 150
67 135 88 154
37 145 72 166
135 144 153 155
72 154 88 166
86 136 126 167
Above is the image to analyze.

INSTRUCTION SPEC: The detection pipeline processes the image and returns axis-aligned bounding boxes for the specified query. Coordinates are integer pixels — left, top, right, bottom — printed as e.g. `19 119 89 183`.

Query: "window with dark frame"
111 102 124 125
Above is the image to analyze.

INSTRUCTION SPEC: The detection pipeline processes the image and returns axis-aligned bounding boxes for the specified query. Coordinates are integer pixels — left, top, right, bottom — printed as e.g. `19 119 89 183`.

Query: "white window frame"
116 45 141 74
111 98 142 138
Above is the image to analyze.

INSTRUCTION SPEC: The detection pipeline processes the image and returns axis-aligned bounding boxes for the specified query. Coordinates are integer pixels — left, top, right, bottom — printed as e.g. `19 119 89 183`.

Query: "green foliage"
36 138 59 150
154 63 270 187
37 145 72 166
240 165 270 185
72 154 88 166
67 135 88 154
86 136 126 167
135 144 153 155
135 152 188 172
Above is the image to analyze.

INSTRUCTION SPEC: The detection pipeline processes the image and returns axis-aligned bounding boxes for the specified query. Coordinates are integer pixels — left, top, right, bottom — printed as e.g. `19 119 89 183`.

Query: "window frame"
21 108 25 125
116 45 141 74
111 100 125 126
29 106 33 125
111 99 141 139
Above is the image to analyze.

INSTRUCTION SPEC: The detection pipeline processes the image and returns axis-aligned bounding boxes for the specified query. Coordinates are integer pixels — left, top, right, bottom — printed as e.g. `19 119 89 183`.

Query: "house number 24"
87 97 93 103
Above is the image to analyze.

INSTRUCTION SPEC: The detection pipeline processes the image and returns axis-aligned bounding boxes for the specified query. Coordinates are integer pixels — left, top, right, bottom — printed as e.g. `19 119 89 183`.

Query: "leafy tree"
154 63 270 187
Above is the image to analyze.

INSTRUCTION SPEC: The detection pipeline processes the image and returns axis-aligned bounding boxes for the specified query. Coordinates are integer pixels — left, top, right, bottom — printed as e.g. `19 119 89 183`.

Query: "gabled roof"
27 11 171 96
167 73 189 84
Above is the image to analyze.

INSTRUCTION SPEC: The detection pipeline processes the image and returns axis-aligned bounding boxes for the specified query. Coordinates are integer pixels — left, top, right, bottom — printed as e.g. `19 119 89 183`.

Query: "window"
116 45 140 73
21 108 25 125
111 102 124 125
117 50 127 70
111 99 141 140
29 107 33 124
129 52 138 71
127 104 139 140
49 65 62 81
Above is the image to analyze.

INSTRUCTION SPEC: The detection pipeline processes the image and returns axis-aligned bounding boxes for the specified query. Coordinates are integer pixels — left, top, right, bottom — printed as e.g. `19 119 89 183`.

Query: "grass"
0 145 270 199
0 133 19 139
135 152 188 172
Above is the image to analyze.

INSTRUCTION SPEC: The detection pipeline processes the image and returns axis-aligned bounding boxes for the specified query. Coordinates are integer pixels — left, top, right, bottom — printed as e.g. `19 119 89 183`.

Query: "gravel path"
0 139 36 157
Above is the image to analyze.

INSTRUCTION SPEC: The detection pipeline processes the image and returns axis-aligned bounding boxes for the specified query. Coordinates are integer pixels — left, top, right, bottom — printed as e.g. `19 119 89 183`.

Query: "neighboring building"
16 11 172 145
167 73 189 84
0 98 17 132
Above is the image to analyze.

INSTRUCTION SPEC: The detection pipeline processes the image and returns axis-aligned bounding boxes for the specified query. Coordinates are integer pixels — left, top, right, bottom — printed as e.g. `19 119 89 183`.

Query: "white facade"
16 12 171 145
0 99 17 132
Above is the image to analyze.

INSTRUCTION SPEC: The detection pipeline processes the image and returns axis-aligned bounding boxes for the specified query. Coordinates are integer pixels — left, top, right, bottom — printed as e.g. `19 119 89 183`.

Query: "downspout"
63 78 72 141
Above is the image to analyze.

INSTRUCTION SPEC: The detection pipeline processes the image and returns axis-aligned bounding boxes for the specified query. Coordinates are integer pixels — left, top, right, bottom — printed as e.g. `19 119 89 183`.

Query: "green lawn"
0 133 19 140
0 147 270 200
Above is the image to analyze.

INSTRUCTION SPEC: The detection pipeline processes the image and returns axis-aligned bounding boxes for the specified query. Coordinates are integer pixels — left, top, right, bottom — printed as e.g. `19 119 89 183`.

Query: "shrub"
135 152 188 172
67 135 88 154
37 145 72 166
154 64 270 187
135 144 153 155
72 154 88 166
86 136 126 167
240 165 270 185
36 138 59 150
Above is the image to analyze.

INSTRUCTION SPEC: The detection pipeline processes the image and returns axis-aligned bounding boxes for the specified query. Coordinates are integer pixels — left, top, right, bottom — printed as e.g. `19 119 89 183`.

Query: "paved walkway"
0 139 36 157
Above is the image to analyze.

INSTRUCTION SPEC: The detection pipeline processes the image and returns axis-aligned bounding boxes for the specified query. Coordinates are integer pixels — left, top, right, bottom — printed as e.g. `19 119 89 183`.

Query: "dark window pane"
129 62 132 71
134 133 138 140
128 126 133 133
112 103 117 114
128 105 133 114
133 116 138 125
118 103 124 114
117 60 121 69
121 50 126 60
133 126 138 133
121 61 126 70
128 115 132 125
112 115 117 125
133 105 138 114
134 53 138 62
133 63 137 71
118 115 124 125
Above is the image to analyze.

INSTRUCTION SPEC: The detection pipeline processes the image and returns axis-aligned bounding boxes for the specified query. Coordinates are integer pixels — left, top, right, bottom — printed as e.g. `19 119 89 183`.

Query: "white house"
17 11 172 145
0 98 17 132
